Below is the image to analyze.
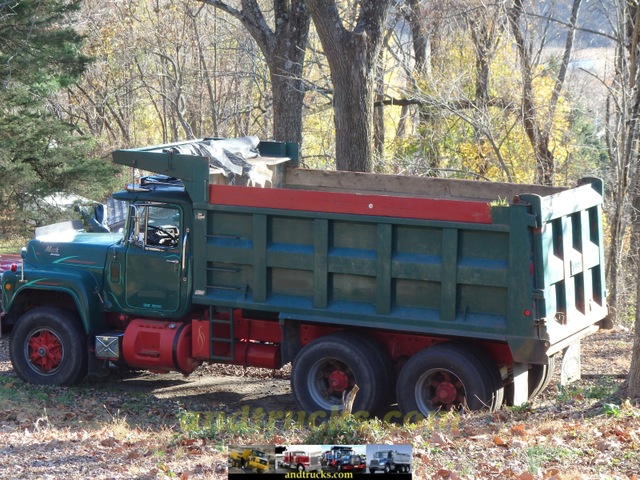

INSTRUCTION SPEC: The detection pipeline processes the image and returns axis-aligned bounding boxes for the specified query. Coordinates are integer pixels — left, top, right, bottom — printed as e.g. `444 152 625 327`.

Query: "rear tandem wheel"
396 343 503 416
290 332 390 417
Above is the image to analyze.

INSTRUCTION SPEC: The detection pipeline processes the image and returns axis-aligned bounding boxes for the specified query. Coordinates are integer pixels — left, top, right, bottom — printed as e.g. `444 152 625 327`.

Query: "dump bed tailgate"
522 178 608 355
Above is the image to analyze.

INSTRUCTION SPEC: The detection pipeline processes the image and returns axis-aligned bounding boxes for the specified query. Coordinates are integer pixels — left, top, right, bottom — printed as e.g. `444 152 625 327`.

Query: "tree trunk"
629 302 640 398
332 49 376 172
405 0 438 172
306 0 392 172
374 49 386 162
507 0 581 185
270 40 307 144
628 194 640 398
200 0 310 143
623 0 640 400
268 0 309 144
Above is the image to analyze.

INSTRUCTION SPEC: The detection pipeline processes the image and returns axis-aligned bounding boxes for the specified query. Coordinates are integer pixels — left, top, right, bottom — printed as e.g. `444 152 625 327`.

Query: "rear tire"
359 335 395 415
467 344 504 409
528 355 556 400
504 356 556 406
291 332 386 417
396 343 501 416
10 307 87 386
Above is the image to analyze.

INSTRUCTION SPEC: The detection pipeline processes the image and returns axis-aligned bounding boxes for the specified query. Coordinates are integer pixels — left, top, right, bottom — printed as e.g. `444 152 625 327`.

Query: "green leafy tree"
0 0 120 239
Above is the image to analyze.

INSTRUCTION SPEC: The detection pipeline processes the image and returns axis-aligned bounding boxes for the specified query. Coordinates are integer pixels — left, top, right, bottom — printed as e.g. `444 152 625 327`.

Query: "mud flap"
560 341 581 386
511 362 529 406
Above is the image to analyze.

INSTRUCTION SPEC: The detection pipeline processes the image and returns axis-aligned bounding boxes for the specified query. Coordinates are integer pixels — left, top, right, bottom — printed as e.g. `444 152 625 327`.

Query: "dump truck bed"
112 139 608 365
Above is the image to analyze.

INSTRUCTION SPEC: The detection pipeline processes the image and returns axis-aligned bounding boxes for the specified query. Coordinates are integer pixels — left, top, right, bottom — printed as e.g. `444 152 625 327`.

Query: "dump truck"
322 446 363 471
335 452 366 472
229 448 270 472
369 449 411 474
323 446 353 468
0 136 611 417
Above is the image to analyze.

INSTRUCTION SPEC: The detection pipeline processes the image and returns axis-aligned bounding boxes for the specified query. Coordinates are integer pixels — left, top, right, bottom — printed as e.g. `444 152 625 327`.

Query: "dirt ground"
1 326 630 413
0 333 297 415
0 326 636 479
0 327 633 418
0 332 297 479
569 326 632 377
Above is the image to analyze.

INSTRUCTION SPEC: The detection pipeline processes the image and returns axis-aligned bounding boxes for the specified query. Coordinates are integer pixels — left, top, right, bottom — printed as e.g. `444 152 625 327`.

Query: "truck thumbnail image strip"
273 444 412 474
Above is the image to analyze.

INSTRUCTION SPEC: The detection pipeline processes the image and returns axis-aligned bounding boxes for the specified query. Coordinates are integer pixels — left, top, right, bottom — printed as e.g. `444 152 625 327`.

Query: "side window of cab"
130 204 181 249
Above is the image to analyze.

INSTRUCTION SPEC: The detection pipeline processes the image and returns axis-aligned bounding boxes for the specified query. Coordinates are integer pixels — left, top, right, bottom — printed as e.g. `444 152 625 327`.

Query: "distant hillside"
539 0 614 48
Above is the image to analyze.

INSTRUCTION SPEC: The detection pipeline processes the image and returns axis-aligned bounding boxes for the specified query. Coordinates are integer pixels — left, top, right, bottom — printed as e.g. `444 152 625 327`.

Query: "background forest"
2 1 640 383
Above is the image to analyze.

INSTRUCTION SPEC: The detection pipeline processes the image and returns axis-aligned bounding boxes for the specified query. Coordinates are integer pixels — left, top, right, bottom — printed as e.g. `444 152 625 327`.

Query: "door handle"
166 259 179 264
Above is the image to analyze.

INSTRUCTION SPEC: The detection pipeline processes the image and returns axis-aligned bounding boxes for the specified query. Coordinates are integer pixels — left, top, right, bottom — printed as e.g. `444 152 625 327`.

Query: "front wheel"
10 307 87 386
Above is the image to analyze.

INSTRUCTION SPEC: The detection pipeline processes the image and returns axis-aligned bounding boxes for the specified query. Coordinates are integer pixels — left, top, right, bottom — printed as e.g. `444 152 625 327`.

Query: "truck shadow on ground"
90 368 298 415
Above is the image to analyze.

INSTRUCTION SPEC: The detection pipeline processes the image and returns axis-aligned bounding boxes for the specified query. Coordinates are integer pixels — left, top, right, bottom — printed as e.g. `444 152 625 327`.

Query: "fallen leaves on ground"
0 329 638 479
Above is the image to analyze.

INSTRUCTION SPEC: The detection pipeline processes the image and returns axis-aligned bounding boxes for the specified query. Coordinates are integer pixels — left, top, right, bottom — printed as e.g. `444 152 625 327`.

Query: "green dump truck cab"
1 136 610 418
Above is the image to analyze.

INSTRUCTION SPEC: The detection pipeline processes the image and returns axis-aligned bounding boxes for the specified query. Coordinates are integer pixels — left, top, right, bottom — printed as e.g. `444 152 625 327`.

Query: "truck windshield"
374 452 389 459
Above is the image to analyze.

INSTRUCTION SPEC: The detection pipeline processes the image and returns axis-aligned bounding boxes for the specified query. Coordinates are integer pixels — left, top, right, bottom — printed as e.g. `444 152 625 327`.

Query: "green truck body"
0 137 610 417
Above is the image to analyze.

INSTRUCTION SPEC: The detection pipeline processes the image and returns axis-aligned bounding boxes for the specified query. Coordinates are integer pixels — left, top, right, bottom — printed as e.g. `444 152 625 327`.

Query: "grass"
1 374 639 479
1 336 638 479
176 408 278 445
525 444 580 474
554 376 620 406
302 414 387 445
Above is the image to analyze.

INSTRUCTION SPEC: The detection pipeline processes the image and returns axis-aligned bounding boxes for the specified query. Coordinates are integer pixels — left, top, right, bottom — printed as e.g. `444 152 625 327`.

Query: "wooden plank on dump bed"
283 168 566 201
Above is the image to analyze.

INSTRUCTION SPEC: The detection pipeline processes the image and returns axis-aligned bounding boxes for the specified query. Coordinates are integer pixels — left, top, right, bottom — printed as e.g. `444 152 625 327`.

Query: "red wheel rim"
328 369 350 393
26 329 64 374
308 358 355 409
416 369 466 412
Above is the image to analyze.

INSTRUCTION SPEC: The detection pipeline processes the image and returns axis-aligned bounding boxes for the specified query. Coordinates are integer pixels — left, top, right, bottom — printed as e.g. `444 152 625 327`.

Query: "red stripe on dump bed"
209 185 492 224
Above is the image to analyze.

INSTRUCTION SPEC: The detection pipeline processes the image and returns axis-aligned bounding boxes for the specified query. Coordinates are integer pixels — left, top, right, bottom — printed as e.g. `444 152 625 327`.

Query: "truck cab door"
124 203 184 313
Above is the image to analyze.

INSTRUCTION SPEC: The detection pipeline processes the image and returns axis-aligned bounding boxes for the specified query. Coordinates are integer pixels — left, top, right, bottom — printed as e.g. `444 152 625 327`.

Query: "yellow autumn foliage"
381 22 597 186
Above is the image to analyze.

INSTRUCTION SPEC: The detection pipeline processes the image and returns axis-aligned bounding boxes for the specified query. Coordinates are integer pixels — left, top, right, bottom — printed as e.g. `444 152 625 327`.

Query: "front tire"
10 307 87 386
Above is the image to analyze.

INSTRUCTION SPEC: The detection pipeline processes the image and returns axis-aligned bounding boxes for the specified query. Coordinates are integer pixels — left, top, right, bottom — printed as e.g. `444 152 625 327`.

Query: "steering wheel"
147 225 177 245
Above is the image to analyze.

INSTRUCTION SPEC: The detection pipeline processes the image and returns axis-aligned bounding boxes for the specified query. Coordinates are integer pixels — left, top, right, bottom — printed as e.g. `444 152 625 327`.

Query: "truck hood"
23 231 122 271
